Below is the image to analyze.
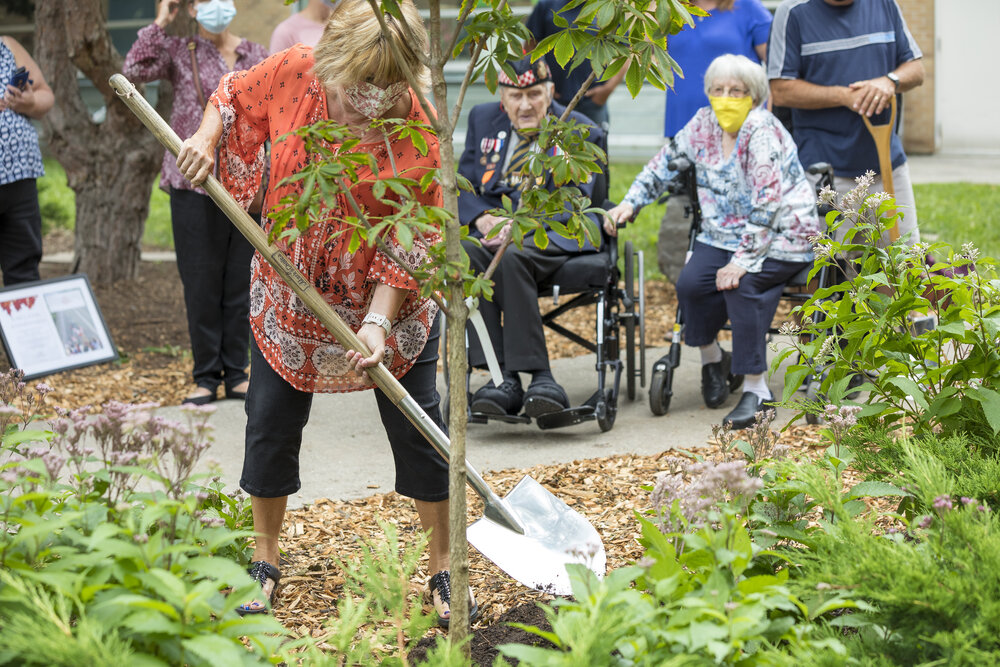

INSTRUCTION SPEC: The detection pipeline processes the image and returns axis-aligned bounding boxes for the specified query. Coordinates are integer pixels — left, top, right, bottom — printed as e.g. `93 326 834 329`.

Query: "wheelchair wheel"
596 388 617 432
649 368 673 416
624 241 637 401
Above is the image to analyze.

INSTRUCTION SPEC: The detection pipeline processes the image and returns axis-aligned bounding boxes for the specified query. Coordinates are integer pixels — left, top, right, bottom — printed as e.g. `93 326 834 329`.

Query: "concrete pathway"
175 343 803 507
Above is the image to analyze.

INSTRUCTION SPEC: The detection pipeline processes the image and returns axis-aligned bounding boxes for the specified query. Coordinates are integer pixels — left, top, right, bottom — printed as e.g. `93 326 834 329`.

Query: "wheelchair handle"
668 157 693 173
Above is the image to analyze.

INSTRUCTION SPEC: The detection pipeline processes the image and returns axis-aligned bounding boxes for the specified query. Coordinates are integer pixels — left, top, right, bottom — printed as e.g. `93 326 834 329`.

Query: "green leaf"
553 33 574 68
967 386 1000 435
885 375 929 410
625 60 643 98
182 635 247 667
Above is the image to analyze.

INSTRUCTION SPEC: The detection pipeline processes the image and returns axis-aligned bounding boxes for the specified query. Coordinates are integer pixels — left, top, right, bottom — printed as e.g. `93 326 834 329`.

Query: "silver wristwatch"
362 312 392 336
886 71 900 90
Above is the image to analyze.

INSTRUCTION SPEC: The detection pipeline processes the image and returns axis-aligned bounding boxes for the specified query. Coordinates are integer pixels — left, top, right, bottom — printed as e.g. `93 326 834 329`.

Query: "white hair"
703 54 768 106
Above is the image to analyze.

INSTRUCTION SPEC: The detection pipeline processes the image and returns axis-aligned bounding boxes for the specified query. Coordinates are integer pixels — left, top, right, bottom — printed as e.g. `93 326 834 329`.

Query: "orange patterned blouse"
209 45 442 393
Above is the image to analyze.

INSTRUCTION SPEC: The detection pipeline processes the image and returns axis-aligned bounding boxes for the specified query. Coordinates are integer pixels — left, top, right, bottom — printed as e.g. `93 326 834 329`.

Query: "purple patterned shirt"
122 24 268 193
624 107 821 273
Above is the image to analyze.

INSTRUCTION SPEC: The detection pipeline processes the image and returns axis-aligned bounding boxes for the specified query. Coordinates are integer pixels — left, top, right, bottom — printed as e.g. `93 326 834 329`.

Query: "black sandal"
236 560 281 616
429 570 478 628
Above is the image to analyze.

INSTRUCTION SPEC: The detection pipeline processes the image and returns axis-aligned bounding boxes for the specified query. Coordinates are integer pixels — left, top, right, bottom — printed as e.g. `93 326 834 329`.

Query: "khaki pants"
806 161 919 246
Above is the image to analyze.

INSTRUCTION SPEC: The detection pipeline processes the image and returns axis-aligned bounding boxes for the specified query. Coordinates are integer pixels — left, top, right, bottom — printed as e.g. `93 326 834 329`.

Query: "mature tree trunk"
33 0 170 284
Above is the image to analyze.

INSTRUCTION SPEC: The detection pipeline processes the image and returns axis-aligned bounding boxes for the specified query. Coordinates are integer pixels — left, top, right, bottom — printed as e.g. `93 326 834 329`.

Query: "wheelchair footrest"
469 411 532 425
535 406 596 430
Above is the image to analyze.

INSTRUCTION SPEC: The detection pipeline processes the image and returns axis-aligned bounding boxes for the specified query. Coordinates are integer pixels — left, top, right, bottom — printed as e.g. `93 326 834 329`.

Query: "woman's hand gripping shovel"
109 74 605 595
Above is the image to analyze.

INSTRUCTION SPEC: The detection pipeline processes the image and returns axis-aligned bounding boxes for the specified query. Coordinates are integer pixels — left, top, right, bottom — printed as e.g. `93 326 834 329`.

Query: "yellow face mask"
709 95 753 133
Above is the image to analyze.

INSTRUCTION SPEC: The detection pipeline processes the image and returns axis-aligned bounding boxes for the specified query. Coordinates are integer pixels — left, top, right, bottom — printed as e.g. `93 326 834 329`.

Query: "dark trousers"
463 240 576 373
240 316 449 501
676 242 808 375
169 188 254 391
0 179 43 286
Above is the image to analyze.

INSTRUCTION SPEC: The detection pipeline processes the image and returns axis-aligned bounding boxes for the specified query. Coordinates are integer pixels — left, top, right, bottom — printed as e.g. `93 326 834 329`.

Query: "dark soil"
409 602 555 665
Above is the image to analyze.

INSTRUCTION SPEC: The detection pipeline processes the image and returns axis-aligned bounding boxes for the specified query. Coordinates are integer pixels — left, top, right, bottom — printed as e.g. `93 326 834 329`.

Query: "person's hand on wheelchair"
716 262 747 291
603 202 634 238
476 213 512 251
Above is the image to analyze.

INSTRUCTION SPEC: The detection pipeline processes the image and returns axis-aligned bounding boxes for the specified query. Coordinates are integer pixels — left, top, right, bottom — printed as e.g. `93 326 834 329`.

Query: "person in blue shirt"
525 0 626 131
767 0 925 243
663 0 772 138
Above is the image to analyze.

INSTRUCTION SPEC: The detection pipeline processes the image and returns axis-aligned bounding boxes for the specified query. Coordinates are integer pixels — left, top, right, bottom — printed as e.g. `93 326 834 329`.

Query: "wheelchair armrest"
807 162 835 192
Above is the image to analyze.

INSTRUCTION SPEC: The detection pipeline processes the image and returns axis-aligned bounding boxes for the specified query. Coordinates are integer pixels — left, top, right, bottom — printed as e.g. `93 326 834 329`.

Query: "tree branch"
364 0 442 136
449 40 484 130
441 1 478 67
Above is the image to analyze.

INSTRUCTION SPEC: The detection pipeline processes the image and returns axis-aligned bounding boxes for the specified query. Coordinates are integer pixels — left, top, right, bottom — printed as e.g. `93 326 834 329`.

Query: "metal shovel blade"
467 475 606 596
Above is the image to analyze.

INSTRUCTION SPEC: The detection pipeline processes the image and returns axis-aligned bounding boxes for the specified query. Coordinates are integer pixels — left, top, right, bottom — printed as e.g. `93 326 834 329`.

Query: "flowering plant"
0 370 286 665
770 172 1000 437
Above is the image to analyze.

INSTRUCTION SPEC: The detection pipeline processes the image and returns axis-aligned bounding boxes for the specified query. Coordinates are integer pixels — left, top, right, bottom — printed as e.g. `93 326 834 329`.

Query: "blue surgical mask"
196 0 237 34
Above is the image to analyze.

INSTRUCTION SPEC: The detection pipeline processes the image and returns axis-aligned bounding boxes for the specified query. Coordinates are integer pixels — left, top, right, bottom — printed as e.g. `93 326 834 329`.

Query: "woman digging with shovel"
174 0 475 624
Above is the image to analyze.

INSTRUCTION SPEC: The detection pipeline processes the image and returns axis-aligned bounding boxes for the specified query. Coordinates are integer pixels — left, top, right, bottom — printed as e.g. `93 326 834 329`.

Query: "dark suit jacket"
457 101 604 253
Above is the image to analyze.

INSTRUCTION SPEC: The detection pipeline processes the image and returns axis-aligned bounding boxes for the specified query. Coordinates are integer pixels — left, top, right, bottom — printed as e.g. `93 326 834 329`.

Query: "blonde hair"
312 0 430 91
703 53 768 105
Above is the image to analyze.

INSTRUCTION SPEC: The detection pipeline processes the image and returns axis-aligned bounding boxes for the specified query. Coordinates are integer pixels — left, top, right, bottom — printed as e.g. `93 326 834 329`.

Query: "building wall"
231 0 294 52
896 0 935 154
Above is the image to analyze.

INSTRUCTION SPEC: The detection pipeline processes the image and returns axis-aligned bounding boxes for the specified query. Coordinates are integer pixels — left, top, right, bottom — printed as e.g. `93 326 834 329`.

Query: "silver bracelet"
362 312 392 336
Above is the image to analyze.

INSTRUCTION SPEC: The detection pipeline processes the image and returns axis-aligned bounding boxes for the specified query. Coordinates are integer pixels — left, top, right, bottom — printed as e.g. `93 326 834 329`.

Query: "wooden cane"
861 95 899 242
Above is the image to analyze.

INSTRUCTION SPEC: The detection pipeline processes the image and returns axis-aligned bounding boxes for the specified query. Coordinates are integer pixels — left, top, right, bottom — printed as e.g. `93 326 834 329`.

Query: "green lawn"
38 157 1000 273
38 158 173 249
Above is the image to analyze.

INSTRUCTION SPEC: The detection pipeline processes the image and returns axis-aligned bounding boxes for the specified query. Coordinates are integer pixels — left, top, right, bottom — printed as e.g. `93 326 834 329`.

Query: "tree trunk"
33 0 166 284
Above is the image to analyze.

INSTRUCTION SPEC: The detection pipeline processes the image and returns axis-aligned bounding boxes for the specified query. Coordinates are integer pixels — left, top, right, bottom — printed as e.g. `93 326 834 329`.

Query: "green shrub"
772 173 1000 438
502 458 856 666
0 370 288 666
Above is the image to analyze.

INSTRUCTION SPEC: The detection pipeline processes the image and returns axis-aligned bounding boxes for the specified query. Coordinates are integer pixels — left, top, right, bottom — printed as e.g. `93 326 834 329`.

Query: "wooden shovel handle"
861 95 899 241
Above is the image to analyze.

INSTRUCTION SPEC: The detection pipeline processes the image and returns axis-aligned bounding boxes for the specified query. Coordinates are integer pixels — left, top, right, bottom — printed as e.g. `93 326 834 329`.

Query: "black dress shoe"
523 379 570 418
470 379 524 416
701 350 733 409
723 391 769 429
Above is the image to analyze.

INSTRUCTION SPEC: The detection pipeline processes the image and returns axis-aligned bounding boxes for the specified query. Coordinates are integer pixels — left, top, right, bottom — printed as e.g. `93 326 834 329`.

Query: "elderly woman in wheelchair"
606 54 821 429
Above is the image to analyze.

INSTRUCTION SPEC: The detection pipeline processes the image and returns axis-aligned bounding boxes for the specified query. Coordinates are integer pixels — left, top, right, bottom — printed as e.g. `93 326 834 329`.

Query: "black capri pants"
240 316 449 502
676 242 809 376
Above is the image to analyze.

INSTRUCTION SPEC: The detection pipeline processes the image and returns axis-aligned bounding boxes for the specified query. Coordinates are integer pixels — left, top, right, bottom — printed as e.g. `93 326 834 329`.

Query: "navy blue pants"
240 316 449 501
675 242 808 375
170 188 254 392
0 179 43 286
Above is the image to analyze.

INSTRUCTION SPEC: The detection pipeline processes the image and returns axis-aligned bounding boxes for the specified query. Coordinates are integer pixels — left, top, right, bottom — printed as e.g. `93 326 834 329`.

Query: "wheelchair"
441 164 646 433
647 157 835 417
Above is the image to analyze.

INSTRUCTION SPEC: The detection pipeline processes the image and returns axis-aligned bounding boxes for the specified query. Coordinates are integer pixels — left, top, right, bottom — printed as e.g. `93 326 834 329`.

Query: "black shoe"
182 387 217 406
470 378 524 416
701 350 732 409
723 391 770 430
225 383 248 400
523 378 570 418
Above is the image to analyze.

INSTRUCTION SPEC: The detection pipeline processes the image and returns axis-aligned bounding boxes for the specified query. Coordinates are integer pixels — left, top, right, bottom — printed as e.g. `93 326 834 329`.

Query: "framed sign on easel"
0 274 118 380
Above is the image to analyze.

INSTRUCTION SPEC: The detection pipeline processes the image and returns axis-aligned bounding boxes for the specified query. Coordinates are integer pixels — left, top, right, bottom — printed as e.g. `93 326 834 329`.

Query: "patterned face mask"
342 81 409 119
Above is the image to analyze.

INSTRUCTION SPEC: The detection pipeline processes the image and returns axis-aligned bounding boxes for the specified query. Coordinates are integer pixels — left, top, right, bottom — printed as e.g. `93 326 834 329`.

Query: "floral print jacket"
623 107 820 272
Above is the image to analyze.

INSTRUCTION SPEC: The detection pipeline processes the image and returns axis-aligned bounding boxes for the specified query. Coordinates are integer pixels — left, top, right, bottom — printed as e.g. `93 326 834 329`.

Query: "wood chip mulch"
273 423 837 641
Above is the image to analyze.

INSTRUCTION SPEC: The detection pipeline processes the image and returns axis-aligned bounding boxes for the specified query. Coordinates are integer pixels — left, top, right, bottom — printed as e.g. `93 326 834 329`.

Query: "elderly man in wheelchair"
606 54 822 429
458 55 606 420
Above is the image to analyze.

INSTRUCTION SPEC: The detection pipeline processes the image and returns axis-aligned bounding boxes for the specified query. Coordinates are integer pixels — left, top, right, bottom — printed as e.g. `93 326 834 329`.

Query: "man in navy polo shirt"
767 0 925 243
